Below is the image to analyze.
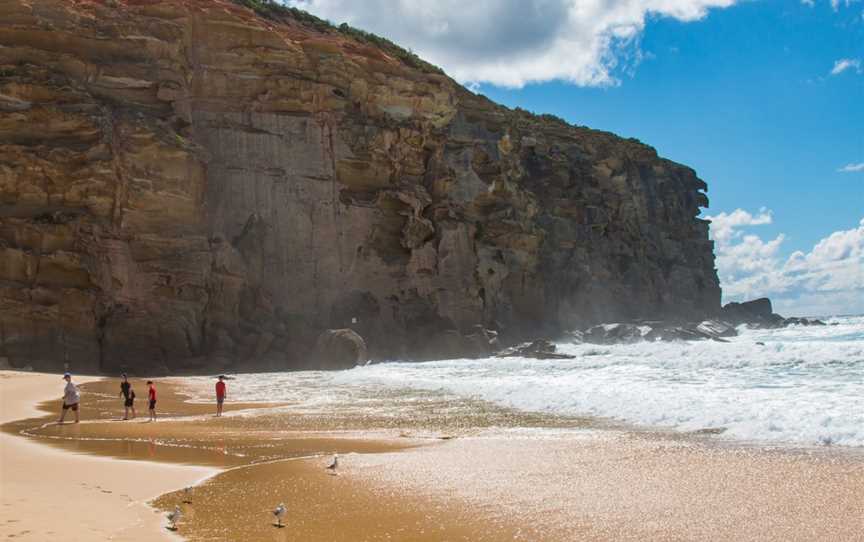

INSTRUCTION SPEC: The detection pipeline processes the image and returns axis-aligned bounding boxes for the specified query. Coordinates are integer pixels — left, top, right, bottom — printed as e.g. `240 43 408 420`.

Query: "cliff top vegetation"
230 0 444 75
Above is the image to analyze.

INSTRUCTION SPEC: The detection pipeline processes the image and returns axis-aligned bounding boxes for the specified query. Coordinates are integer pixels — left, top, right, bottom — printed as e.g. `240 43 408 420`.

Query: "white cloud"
830 58 862 75
288 0 738 88
800 0 863 12
830 0 862 10
706 209 864 316
705 207 773 244
838 162 864 172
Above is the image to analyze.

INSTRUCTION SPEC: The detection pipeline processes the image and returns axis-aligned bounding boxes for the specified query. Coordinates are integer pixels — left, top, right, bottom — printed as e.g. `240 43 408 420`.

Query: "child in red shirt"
147 380 157 421
215 375 227 417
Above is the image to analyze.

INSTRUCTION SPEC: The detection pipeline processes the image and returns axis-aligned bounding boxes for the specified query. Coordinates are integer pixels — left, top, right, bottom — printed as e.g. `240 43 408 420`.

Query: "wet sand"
348 431 864 541
2 373 532 540
3 371 864 541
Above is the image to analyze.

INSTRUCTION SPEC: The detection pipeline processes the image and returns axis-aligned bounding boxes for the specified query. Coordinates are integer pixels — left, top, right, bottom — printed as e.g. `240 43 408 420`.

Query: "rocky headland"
532 297 825 354
0 0 721 373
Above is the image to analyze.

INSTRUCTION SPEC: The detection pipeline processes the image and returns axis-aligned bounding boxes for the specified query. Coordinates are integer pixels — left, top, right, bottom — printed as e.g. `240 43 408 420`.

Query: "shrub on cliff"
230 0 443 74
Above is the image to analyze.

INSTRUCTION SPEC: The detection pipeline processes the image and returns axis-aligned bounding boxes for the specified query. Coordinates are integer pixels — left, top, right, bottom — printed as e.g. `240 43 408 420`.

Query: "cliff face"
0 0 719 372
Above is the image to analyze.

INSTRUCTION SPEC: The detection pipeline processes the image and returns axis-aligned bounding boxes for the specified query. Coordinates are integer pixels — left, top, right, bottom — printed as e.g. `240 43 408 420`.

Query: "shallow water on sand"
2 380 536 541
2 378 591 469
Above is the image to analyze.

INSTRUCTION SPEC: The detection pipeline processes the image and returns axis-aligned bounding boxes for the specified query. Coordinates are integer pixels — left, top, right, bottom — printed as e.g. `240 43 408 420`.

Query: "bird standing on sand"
182 486 192 503
273 503 287 527
167 505 182 530
326 454 339 474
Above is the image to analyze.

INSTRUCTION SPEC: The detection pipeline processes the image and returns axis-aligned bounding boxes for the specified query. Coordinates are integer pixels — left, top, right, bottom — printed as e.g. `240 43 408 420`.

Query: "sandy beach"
3 370 864 541
0 372 217 541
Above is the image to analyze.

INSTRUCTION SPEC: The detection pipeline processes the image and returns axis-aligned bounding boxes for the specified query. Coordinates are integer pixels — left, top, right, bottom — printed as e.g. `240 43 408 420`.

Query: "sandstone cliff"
0 0 720 372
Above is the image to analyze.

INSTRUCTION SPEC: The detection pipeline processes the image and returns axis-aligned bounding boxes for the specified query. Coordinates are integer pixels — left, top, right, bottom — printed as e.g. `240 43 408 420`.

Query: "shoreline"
0 371 218 541
3 370 864 541
2 371 526 540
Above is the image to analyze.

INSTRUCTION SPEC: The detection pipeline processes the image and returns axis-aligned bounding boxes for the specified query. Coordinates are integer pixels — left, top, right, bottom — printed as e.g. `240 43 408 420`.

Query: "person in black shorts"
147 380 157 421
58 372 80 424
120 374 136 420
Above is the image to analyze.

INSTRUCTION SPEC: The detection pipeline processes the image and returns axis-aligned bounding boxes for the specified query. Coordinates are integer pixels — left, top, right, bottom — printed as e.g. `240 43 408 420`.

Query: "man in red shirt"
147 380 157 421
215 375 227 417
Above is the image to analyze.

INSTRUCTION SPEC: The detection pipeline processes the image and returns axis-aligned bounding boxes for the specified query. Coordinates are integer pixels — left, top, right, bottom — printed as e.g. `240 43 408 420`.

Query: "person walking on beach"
215 375 227 417
120 373 136 420
58 372 80 424
147 380 157 421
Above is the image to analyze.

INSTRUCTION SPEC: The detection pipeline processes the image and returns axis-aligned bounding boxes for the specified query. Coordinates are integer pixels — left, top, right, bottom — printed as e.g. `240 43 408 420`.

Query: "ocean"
190 315 864 448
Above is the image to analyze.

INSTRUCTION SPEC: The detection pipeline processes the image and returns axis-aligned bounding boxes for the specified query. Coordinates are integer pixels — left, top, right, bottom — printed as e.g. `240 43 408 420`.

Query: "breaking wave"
197 316 864 447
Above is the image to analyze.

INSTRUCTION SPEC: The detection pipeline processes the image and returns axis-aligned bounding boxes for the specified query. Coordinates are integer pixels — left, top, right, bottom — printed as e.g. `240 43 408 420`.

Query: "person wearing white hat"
58 373 80 424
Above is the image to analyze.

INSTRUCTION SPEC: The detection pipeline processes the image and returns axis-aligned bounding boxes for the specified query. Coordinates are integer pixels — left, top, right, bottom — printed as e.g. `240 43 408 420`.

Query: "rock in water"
719 298 819 329
584 324 646 344
0 0 720 372
720 298 774 323
314 329 368 370
784 317 826 326
643 325 710 343
496 339 576 359
695 320 737 339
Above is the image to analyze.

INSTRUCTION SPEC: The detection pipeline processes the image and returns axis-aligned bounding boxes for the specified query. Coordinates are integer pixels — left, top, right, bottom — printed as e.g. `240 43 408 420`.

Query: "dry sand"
0 371 216 541
3 370 864 541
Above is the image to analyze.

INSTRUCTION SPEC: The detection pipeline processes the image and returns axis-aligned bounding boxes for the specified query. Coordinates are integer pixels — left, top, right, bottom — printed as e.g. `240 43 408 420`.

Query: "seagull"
182 486 192 503
325 454 339 475
272 503 287 528
167 505 182 530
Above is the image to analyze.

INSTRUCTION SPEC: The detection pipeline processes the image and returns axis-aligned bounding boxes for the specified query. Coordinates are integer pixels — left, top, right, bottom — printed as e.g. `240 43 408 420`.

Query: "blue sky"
290 0 863 316
477 0 862 253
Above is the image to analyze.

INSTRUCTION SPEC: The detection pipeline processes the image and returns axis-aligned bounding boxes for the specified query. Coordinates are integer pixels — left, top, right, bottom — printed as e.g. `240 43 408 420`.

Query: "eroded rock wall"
0 0 719 371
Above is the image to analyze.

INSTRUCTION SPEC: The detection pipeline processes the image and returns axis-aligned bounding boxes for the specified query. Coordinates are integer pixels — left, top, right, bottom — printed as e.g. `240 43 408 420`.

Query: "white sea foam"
201 316 864 448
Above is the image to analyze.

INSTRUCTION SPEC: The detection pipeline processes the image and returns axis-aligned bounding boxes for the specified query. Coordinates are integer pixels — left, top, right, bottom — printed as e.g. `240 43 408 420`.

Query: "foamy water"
196 316 864 447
